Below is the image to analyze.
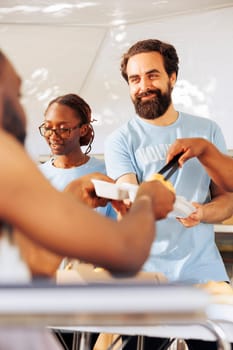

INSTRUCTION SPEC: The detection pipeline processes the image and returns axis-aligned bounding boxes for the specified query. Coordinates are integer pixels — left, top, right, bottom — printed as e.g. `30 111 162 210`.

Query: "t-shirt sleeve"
212 121 227 154
104 130 136 180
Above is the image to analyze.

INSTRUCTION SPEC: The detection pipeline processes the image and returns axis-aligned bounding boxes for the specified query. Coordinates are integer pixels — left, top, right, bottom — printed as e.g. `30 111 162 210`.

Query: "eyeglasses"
39 124 80 138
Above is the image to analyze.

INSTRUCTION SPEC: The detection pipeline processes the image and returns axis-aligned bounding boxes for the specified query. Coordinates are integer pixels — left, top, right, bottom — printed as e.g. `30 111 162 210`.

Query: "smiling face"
126 52 176 120
43 102 87 156
0 55 27 144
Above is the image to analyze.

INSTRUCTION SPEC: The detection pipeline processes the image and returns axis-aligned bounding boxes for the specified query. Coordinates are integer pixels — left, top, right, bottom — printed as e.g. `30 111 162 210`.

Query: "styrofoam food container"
92 179 195 217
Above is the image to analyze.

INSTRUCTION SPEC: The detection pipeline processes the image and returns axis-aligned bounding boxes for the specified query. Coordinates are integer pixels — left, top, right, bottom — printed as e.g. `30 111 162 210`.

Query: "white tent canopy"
0 0 232 160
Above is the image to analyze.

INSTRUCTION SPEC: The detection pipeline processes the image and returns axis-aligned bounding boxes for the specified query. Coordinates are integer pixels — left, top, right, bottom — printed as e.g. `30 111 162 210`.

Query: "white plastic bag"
0 225 31 284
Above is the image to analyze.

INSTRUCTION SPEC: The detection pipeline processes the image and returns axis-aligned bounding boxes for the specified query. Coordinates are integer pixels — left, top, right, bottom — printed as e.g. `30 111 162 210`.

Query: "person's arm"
14 229 63 277
201 181 233 223
176 181 233 227
0 130 175 275
167 138 233 191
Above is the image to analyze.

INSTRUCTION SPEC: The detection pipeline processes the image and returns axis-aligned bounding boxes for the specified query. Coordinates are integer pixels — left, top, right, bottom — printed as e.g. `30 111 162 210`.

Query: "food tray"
92 179 195 218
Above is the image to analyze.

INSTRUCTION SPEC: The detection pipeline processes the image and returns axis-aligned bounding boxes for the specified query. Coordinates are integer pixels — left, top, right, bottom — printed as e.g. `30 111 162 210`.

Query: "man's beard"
2 98 26 145
133 84 172 120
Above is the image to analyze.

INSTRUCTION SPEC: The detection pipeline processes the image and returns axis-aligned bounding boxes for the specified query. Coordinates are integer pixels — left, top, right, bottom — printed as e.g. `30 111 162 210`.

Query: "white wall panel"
0 24 107 159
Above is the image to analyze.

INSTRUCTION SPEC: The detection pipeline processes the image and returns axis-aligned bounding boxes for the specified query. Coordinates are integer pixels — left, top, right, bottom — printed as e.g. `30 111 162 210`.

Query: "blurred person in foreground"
0 48 175 349
0 49 175 348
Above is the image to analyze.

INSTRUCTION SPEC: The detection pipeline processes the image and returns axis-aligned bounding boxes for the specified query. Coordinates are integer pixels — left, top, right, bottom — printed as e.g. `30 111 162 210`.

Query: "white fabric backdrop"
0 7 232 159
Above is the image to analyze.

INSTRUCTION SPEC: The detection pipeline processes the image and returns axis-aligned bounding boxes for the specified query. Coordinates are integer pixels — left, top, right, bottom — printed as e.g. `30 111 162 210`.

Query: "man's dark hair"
120 39 179 82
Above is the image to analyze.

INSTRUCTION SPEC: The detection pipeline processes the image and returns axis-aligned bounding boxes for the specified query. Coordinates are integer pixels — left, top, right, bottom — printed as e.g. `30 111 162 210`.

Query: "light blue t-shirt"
104 112 229 283
39 156 116 219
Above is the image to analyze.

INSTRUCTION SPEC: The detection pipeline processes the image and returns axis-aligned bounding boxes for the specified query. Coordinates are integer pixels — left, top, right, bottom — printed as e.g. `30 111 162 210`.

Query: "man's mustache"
136 89 161 100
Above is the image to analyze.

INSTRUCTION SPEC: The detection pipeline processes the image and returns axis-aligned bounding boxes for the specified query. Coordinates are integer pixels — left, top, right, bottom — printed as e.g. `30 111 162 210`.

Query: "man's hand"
167 138 208 166
176 202 203 227
135 180 175 220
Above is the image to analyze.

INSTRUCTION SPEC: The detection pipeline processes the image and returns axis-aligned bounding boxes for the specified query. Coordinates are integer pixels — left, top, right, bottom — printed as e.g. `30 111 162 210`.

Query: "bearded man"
105 39 233 283
104 37 233 350
104 38 233 350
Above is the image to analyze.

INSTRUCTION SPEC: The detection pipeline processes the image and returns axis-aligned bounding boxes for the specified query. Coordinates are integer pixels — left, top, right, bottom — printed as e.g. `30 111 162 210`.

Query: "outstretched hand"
176 202 203 227
64 172 114 208
136 180 176 220
167 138 208 167
65 172 130 213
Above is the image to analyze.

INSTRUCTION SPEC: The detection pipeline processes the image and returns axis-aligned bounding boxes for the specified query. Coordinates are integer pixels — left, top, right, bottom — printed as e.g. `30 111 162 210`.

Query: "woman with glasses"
38 93 116 219
38 93 117 349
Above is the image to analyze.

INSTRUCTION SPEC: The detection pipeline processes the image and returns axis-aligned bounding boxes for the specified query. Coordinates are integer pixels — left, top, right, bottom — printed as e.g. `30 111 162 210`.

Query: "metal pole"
136 336 144 350
203 320 231 350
